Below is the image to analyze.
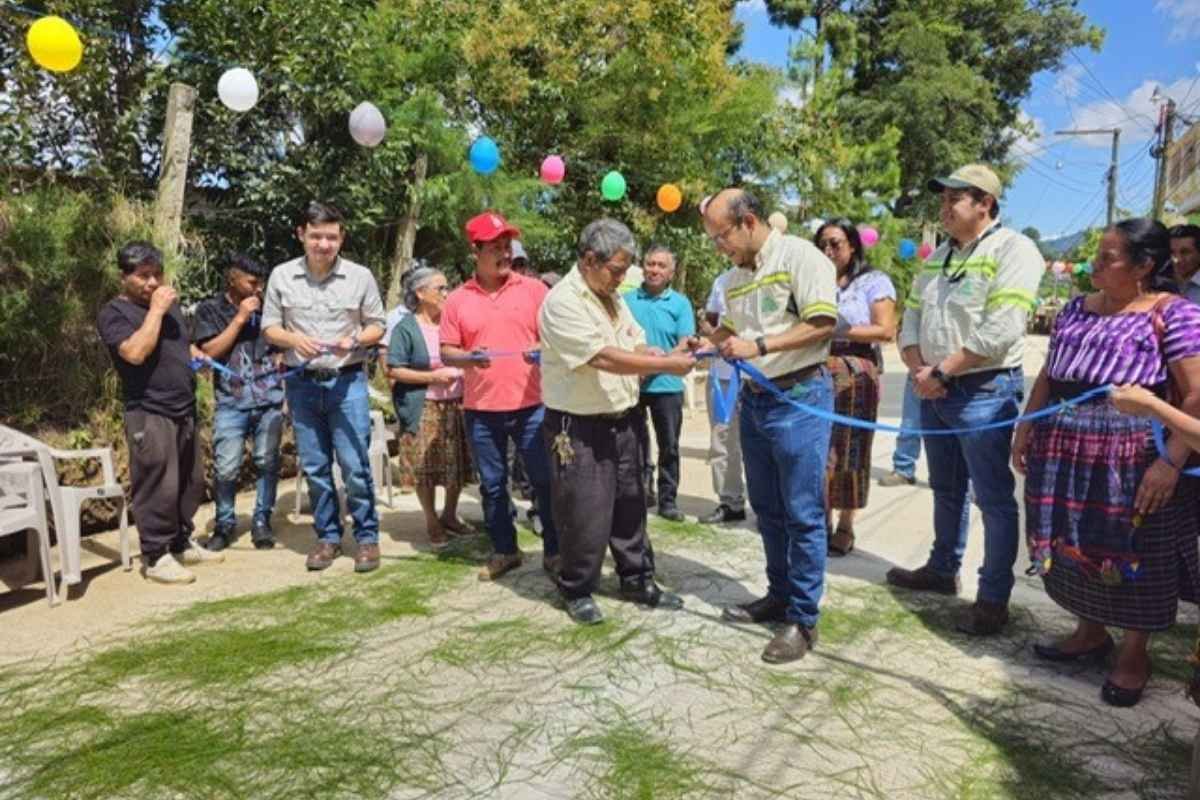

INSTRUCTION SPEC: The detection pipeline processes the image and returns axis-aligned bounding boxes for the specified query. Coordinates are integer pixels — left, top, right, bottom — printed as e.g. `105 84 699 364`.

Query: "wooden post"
153 83 198 257
387 152 428 310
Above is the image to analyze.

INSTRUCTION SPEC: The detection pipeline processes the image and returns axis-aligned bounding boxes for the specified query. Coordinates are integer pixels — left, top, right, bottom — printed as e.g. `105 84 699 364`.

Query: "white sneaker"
180 541 225 566
144 553 196 584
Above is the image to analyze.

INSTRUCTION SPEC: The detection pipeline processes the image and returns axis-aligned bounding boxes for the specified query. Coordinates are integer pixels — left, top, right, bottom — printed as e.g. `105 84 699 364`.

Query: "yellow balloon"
27 16 84 73
657 183 683 213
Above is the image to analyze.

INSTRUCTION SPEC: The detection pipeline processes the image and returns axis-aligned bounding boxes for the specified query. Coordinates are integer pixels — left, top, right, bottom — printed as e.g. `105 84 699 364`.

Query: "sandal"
440 516 476 537
828 526 855 557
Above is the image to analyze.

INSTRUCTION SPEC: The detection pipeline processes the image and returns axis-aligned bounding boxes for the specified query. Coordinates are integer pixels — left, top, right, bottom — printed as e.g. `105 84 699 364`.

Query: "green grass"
429 614 644 670
647 517 724 548
562 718 719 800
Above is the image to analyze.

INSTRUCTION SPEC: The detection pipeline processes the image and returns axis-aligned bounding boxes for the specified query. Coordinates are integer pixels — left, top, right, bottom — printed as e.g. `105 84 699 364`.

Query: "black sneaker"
657 507 686 523
564 595 604 625
251 519 276 550
699 504 747 524
206 528 234 552
619 578 684 610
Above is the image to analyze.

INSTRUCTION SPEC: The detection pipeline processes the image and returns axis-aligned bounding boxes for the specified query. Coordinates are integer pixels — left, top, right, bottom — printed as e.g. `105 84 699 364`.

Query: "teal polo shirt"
624 286 695 394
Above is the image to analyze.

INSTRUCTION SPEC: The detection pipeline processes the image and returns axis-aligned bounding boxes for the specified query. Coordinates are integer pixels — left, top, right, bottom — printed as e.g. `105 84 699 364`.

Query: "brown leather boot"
306 540 342 571
354 543 381 573
885 565 960 596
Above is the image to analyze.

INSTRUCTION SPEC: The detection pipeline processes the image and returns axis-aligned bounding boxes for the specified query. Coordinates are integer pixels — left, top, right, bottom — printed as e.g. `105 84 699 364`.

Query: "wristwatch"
930 365 948 384
755 336 769 357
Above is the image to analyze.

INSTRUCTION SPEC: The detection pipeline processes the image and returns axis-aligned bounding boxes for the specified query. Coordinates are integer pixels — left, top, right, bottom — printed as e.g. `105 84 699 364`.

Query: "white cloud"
1156 0 1200 41
1008 110 1045 160
740 0 767 12
1065 76 1197 148
1053 64 1083 100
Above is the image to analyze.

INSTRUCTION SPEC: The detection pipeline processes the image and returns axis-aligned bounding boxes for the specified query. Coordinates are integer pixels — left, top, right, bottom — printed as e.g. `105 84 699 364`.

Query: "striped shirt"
1046 295 1200 386
898 225 1043 374
720 230 838 379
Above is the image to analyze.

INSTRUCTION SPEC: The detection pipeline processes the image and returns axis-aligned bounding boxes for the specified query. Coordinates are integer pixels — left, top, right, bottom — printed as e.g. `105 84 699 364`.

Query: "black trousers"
544 408 655 600
636 392 684 508
124 410 204 562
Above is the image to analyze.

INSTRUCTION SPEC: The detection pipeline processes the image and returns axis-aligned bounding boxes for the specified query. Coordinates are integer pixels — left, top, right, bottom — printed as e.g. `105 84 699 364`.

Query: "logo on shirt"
761 294 779 314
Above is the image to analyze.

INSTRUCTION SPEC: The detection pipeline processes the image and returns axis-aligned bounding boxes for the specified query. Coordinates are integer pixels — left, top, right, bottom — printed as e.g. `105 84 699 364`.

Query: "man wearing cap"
440 211 560 581
886 164 1042 636
262 201 387 573
540 217 695 624
697 188 838 665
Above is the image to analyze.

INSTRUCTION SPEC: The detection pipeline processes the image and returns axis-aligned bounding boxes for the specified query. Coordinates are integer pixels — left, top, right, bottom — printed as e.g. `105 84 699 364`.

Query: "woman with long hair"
813 220 898 555
1013 218 1200 706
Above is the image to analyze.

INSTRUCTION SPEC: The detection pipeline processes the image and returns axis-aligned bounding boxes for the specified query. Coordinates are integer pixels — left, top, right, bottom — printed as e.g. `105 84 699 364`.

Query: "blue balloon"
469 136 501 175
898 238 917 260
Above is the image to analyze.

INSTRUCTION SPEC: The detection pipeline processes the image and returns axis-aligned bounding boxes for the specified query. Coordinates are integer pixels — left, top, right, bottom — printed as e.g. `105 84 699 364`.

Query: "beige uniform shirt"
539 265 647 415
720 230 838 379
898 225 1042 374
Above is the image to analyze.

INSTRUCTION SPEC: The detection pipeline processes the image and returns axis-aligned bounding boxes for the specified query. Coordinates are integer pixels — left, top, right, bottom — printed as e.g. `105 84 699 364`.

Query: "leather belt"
300 363 363 381
744 363 824 394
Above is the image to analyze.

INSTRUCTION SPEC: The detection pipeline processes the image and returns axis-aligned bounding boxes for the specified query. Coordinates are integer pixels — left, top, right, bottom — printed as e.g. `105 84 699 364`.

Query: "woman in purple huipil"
1012 218 1200 707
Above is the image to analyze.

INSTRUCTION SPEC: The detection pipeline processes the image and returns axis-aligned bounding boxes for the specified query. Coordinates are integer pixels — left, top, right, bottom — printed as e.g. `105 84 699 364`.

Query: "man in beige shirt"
696 188 838 665
540 218 696 625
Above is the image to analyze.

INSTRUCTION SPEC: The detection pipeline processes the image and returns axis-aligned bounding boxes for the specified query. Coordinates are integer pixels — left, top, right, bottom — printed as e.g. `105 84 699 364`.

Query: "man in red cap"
440 211 560 580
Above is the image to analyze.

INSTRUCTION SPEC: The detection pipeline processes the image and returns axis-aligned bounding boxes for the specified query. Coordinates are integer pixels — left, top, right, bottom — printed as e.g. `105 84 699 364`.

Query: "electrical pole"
1055 128 1120 226
1152 99 1177 221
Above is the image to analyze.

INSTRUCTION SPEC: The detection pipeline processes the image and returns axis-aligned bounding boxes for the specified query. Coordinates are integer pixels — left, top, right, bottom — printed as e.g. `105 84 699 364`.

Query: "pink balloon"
859 226 879 248
918 242 934 260
540 155 565 185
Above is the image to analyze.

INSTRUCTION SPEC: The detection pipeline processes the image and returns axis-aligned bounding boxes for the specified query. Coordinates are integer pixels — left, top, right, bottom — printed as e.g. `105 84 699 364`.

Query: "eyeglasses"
708 219 742 244
818 238 846 252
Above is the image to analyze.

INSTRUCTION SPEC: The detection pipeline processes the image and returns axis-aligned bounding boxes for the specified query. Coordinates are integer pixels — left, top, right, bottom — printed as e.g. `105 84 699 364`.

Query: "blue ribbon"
189 356 308 385
713 358 1112 436
1151 419 1200 477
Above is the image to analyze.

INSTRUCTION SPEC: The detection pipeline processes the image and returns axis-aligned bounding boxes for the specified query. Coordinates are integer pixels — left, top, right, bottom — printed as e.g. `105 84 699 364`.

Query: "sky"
734 0 1200 239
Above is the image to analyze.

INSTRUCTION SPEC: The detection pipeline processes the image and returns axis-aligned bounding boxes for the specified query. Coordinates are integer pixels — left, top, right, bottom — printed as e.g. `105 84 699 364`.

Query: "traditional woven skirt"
825 353 880 510
398 399 475 490
1025 397 1200 631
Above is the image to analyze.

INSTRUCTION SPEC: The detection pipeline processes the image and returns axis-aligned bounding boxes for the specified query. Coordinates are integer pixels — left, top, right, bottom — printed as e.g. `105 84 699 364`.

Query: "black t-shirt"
191 294 284 410
97 297 196 418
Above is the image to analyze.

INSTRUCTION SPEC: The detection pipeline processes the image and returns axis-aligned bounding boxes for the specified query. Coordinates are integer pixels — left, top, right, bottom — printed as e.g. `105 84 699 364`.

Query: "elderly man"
97 241 223 584
440 211 560 581
1170 224 1200 304
624 245 696 521
540 218 695 624
887 164 1043 636
697 188 838 664
262 202 386 573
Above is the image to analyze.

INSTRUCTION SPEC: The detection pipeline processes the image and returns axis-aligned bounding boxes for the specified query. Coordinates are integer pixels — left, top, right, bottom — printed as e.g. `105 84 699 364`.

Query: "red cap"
464 211 521 244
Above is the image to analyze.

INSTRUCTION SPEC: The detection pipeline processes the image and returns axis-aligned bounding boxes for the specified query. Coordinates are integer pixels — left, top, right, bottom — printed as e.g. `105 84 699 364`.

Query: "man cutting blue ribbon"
695 188 838 665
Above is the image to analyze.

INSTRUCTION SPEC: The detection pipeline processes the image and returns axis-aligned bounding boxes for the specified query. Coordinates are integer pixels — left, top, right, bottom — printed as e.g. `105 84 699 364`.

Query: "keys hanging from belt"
552 417 575 466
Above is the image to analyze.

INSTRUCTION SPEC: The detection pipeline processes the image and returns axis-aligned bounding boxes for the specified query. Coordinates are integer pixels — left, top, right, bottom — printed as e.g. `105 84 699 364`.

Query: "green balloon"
601 170 626 202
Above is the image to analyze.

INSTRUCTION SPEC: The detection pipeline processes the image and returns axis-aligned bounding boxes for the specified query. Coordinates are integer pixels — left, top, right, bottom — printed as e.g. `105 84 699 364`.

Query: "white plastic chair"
293 411 394 515
0 461 60 607
0 426 132 591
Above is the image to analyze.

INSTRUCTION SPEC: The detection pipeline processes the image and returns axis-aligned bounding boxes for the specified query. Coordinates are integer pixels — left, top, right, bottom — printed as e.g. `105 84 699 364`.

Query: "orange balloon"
657 183 683 213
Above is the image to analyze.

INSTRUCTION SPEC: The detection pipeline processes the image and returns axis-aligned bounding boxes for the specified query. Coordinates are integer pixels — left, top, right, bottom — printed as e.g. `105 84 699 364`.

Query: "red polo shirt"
439 272 547 411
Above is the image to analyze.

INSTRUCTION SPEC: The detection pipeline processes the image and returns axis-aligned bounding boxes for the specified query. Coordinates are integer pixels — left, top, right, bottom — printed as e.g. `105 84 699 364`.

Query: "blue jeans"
920 369 1023 605
465 405 559 558
212 404 284 533
893 375 923 478
739 370 834 628
285 371 378 545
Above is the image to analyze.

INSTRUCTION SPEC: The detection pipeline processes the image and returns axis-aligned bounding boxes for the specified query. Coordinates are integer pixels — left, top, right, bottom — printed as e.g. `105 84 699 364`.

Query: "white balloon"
768 211 788 232
217 67 259 112
349 101 387 148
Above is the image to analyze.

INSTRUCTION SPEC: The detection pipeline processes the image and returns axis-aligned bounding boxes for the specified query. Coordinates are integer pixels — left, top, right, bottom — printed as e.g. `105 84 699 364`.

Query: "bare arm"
588 347 694 377
843 298 897 344
440 343 486 368
200 297 259 360
387 365 455 385
118 287 176 365
263 325 324 359
1113 386 1200 452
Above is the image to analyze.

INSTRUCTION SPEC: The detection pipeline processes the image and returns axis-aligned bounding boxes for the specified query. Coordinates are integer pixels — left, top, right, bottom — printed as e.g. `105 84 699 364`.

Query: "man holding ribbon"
698 188 838 664
193 253 284 552
262 202 386 573
440 211 560 581
886 164 1043 636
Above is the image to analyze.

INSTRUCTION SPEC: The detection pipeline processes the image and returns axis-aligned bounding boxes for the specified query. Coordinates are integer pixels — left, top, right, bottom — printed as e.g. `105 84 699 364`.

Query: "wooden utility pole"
1055 127 1120 226
387 152 428 310
153 83 197 257
1152 99 1177 221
